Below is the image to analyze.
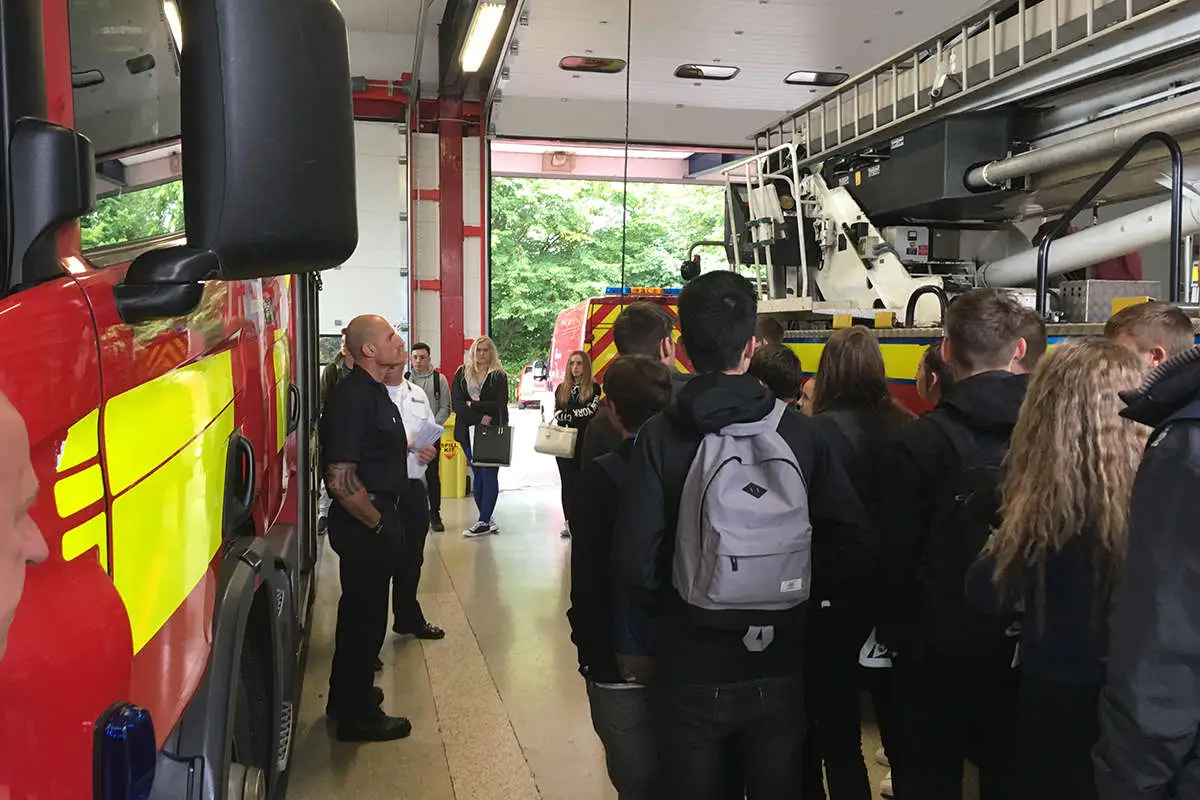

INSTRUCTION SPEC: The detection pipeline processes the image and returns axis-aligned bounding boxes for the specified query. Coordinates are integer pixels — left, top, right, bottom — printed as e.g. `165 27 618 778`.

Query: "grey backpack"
672 399 813 625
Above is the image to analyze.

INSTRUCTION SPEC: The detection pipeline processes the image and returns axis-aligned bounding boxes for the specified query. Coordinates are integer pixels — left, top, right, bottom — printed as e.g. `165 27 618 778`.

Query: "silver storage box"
1058 280 1161 323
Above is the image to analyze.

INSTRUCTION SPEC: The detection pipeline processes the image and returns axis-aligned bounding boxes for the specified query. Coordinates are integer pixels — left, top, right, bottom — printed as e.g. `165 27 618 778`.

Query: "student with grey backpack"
614 272 874 800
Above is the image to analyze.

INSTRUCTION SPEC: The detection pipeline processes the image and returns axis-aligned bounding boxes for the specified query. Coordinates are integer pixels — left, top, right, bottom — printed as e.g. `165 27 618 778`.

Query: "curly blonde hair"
986 338 1147 608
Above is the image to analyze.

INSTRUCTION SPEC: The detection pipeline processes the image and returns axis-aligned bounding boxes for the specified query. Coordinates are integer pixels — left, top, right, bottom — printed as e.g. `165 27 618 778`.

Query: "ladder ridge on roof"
756 0 1200 167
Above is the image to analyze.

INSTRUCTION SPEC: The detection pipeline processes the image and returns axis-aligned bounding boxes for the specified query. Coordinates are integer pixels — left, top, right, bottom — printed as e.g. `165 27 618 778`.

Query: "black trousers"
557 456 580 521
659 675 807 800
802 596 875 800
392 479 430 631
425 451 441 517
327 498 401 718
1014 677 1101 800
890 656 1018 800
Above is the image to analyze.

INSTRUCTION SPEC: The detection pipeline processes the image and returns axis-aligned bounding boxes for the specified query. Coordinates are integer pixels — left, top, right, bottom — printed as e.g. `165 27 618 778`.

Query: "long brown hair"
556 349 595 405
811 326 915 423
985 339 1147 610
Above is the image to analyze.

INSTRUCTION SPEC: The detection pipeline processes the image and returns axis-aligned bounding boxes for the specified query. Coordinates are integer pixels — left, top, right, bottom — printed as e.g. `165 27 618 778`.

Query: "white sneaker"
488 520 500 534
880 770 893 798
874 747 889 767
560 523 571 538
463 522 491 538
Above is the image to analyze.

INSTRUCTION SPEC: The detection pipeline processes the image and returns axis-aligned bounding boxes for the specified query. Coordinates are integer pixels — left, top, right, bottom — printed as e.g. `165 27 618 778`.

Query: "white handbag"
534 406 577 458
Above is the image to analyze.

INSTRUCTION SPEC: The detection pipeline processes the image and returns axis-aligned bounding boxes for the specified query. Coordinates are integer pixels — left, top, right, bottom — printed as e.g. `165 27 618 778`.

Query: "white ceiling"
494 0 990 146
337 0 437 37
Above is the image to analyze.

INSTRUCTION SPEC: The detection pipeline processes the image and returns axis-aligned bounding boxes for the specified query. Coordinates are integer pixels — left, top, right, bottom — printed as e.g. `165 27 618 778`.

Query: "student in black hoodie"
967 339 1146 799
568 356 673 799
614 271 873 800
877 288 1033 800
805 326 915 800
1095 344 1200 799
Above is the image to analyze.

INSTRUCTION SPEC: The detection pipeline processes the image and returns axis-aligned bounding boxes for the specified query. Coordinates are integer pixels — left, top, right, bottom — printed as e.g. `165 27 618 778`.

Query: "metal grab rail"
1034 130 1183 314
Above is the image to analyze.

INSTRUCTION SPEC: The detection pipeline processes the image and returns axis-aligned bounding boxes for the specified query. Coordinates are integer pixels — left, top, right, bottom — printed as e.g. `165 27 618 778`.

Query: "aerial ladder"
715 0 1200 329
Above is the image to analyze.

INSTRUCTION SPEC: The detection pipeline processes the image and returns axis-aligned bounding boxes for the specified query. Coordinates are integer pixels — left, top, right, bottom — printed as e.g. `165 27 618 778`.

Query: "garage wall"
413 131 442 357
319 121 410 339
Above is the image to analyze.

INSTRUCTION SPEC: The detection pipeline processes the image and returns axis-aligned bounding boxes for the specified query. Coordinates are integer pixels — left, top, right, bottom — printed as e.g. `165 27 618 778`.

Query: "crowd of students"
559 273 1200 800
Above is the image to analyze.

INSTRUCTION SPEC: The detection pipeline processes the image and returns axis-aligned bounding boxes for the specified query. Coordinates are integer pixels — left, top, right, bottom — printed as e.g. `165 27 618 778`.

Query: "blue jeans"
460 439 499 523
587 681 659 799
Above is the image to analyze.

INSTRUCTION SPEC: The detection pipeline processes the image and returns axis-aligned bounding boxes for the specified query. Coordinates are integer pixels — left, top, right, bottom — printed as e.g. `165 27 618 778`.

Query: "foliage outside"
490 177 726 394
80 181 184 251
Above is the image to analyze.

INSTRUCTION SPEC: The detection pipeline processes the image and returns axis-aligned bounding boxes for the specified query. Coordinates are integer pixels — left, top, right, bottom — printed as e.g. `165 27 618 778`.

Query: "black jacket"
966 536 1111 686
875 370 1028 657
811 400 910 615
567 437 634 684
450 366 509 444
580 369 691 463
554 381 602 460
1095 348 1200 800
613 372 873 684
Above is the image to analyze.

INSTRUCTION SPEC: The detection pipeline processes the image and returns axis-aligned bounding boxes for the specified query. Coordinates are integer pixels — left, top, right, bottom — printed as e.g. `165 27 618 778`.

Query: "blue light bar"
663 287 682 295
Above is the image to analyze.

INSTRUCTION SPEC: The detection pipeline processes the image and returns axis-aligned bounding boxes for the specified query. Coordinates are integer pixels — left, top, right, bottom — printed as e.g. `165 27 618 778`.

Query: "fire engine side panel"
0 278 135 799
74 263 287 747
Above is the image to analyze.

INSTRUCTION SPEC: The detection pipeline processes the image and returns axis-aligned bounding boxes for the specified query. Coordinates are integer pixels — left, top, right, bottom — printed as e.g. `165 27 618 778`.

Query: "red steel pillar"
438 98 465 372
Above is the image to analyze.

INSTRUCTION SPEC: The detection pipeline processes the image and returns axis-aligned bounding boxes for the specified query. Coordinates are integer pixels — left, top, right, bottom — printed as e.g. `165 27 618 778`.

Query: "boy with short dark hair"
878 287 1031 799
568 355 673 799
749 344 804 403
614 271 872 799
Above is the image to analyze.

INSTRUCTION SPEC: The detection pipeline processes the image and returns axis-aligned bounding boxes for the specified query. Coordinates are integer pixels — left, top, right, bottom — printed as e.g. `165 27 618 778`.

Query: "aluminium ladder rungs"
755 0 1198 167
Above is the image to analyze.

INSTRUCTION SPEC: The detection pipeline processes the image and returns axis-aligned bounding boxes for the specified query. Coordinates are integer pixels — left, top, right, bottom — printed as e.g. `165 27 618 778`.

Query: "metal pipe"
967 102 1200 189
980 194 1200 288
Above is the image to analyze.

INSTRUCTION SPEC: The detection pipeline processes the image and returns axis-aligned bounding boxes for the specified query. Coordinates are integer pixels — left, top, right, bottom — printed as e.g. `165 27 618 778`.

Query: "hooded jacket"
1095 348 1200 800
875 369 1029 658
613 372 873 685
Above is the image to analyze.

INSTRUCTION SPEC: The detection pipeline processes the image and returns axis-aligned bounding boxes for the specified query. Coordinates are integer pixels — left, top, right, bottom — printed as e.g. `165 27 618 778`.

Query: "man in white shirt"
383 343 446 641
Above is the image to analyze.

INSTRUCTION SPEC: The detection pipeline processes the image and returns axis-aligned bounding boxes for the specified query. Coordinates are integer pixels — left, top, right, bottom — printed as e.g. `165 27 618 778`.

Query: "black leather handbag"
470 424 512 467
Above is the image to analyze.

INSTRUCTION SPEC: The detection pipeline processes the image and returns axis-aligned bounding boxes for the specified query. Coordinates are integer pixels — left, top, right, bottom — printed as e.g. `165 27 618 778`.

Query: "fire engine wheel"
228 628 272 800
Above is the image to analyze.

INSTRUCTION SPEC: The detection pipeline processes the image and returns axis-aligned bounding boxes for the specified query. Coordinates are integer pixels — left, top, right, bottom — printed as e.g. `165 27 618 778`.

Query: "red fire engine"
0 0 356 797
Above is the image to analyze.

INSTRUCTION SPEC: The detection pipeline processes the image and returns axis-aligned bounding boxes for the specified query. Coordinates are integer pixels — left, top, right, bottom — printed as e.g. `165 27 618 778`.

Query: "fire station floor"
284 408 919 800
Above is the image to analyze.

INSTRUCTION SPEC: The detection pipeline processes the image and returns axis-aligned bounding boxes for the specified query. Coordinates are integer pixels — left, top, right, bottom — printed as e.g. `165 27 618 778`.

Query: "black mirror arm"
114 246 219 324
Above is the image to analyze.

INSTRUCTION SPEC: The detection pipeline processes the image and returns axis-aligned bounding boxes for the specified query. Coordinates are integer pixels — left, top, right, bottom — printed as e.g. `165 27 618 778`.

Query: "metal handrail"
1034 130 1183 314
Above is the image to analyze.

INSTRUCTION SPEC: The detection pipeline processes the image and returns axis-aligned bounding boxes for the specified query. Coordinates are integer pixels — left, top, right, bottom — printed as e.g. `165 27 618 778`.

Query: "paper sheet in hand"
410 418 445 451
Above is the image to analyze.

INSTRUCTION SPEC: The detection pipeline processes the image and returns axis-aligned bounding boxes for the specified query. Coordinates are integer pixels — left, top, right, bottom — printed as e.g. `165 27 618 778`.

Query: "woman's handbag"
534 421 577 458
470 423 513 467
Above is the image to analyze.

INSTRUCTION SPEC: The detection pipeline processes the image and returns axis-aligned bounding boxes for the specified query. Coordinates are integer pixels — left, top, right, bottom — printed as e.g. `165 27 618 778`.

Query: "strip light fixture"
460 1 507 73
163 0 182 51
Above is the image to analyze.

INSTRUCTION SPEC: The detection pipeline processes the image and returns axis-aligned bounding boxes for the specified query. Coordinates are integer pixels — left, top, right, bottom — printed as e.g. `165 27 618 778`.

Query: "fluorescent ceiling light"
163 0 182 51
674 64 740 81
784 70 847 87
461 1 506 73
559 55 626 74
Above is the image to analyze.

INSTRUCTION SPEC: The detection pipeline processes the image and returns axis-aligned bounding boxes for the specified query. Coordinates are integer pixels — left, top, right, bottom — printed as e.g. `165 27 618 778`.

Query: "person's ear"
940 338 952 365
1150 345 1169 368
1012 337 1028 365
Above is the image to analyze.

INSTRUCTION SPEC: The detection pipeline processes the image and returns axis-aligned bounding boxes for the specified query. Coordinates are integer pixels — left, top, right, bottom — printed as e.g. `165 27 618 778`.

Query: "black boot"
336 708 413 743
430 513 445 533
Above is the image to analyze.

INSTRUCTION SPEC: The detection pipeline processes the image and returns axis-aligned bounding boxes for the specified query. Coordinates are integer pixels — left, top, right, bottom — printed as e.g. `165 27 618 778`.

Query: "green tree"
80 181 184 250
490 178 725 385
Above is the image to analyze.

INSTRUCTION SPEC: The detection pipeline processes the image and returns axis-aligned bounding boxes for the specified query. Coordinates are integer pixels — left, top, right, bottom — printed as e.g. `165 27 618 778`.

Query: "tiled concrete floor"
285 409 908 799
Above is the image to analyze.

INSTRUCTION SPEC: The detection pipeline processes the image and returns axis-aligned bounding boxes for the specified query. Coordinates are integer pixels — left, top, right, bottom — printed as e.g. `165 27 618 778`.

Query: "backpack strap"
923 406 978 463
433 370 442 403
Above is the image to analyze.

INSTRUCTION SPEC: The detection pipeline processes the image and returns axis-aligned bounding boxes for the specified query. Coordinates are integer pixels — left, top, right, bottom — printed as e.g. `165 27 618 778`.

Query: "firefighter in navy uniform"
320 314 413 742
